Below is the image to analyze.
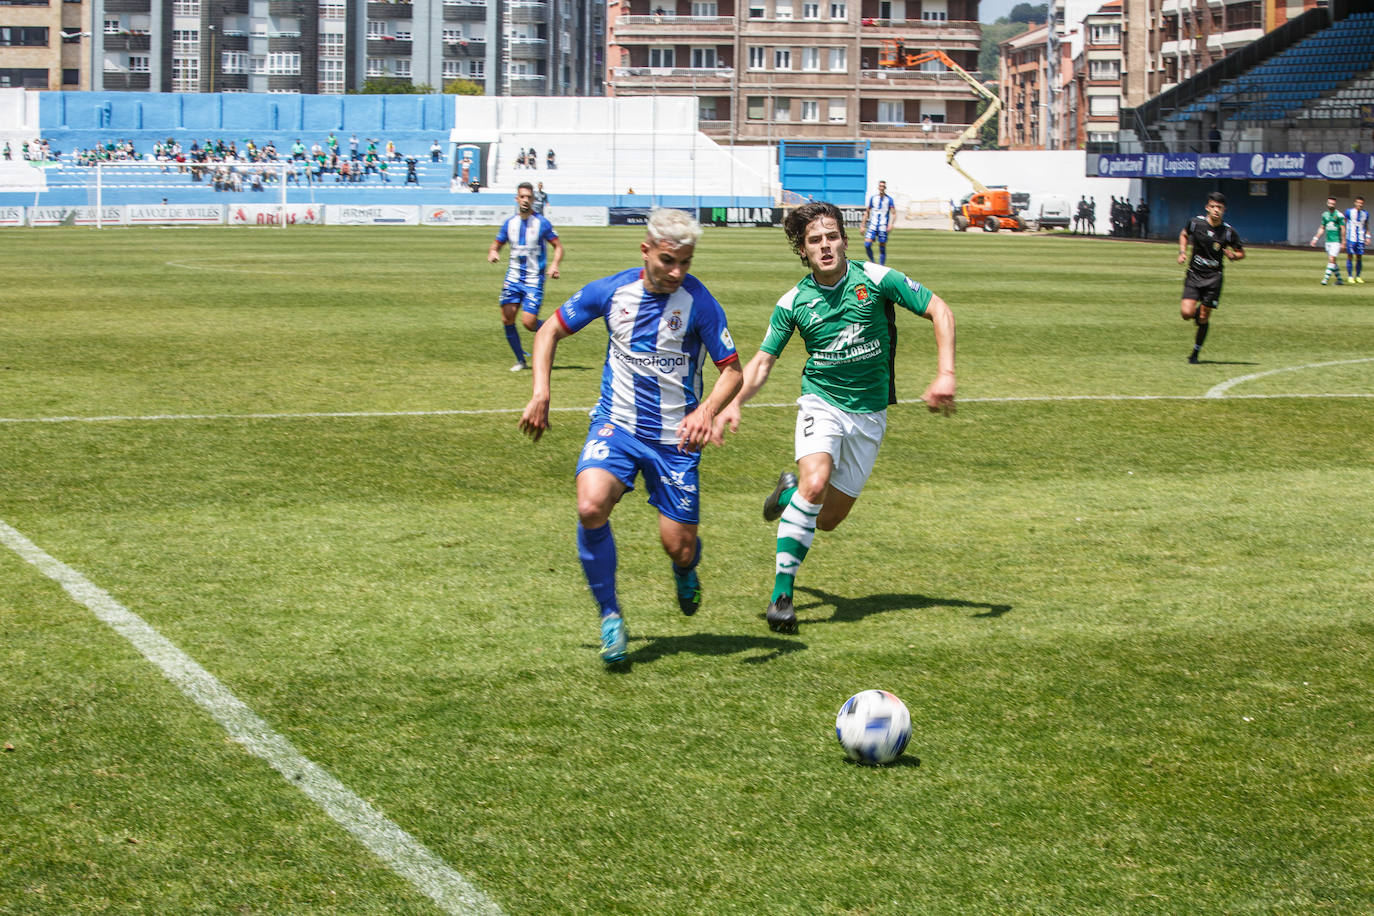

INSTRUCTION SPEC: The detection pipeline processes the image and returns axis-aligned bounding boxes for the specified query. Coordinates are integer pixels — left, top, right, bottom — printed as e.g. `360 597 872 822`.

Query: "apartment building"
606 0 985 147
76 0 601 94
0 0 88 90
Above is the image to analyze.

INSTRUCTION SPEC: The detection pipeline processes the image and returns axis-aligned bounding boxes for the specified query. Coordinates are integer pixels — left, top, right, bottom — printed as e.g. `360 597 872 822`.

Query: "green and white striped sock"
773 493 821 602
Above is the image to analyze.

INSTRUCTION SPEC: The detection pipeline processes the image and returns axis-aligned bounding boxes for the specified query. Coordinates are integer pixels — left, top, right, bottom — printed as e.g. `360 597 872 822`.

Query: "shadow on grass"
1189 359 1259 366
597 632 808 671
793 585 1011 624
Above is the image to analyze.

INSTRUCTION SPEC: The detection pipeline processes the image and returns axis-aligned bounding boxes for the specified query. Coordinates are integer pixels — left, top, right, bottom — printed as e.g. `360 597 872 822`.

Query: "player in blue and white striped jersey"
488 181 564 371
519 209 742 665
1345 195 1369 283
863 180 897 264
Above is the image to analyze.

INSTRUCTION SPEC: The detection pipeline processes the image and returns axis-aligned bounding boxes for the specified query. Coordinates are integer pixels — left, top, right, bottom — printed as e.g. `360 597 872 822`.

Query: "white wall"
868 149 1136 223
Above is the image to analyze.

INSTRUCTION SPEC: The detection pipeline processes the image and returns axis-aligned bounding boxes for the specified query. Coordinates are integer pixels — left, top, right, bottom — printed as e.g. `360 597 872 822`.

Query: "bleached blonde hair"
645 207 703 250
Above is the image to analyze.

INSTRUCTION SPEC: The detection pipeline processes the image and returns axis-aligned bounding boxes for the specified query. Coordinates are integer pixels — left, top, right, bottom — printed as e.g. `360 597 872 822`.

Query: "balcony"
508 0 548 24
442 38 484 56
102 0 150 11
442 1 484 20
611 66 734 87
102 31 151 51
368 37 413 54
507 37 547 56
613 14 734 37
269 0 305 13
859 67 988 94
507 73 547 92
369 1 414 18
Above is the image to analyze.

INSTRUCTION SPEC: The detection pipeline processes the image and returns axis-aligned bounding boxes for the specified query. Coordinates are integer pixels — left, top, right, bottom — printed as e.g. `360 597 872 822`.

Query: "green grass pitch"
1 225 1372 914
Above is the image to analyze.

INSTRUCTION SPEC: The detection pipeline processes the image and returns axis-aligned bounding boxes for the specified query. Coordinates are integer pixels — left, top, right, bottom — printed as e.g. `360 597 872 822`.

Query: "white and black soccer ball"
835 689 911 765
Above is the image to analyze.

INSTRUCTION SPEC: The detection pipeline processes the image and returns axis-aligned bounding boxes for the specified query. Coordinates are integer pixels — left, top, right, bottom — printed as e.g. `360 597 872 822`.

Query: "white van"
1036 196 1071 230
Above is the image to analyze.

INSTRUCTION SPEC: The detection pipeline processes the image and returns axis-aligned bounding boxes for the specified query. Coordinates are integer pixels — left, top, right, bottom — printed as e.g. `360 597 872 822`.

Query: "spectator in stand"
350 134 360 160
406 156 420 185
386 140 398 161
546 148 557 169
291 139 306 160
533 181 549 216
430 139 443 162
3 141 11 161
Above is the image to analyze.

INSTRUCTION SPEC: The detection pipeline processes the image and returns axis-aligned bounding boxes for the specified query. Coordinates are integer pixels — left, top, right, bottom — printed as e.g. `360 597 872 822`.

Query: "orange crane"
879 44 1024 231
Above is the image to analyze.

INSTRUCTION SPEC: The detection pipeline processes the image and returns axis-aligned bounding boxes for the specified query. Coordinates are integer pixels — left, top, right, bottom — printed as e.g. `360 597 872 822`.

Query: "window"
315 57 343 92
63 68 79 85
747 96 765 119
691 1 717 14
877 100 903 124
775 0 792 19
250 55 266 74
0 27 48 46
268 52 300 74
828 47 846 71
648 47 674 67
443 60 462 78
691 47 716 68
774 97 790 120
1089 59 1120 80
1088 95 1119 116
172 0 199 13
395 59 410 77
774 48 790 69
802 48 819 70
319 32 344 55
171 56 198 90
802 2 819 18
469 59 483 77
128 55 149 72
366 58 385 75
748 46 765 69
829 0 846 18
749 1 764 17
367 20 387 37
443 28 463 42
800 99 818 122
699 99 717 120
1089 24 1119 44
395 29 411 40
828 98 846 123
319 3 345 19
922 8 946 19
104 18 119 34
222 50 247 73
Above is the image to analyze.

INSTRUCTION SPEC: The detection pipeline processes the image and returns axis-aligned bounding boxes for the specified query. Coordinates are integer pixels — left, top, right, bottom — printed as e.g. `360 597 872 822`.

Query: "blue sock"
1348 257 1354 278
864 243 874 261
879 244 887 265
577 522 619 617
504 324 525 363
672 537 701 577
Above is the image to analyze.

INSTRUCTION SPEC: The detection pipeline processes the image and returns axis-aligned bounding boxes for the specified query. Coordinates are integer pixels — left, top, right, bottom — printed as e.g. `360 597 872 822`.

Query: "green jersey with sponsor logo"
1320 208 1345 244
760 260 933 414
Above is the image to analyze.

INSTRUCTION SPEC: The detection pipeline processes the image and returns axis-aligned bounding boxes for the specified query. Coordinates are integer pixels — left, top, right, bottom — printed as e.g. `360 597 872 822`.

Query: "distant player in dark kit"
1178 191 1245 364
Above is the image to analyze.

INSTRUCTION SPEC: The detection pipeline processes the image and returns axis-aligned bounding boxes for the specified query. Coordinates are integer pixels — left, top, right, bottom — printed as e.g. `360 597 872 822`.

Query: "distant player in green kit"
1311 196 1346 286
712 201 957 633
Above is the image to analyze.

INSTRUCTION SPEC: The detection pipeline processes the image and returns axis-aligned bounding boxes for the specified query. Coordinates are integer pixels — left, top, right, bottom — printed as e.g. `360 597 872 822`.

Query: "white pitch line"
2 391 1372 425
1205 357 1374 398
0 518 505 916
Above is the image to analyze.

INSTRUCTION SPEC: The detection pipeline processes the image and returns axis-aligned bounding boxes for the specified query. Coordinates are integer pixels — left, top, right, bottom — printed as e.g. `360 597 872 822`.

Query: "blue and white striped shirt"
555 267 739 445
866 193 895 234
495 213 558 287
1345 206 1369 246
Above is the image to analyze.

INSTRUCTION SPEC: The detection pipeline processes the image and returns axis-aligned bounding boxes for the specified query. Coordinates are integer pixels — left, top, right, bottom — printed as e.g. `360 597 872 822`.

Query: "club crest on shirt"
855 285 868 301
666 310 683 331
597 425 614 438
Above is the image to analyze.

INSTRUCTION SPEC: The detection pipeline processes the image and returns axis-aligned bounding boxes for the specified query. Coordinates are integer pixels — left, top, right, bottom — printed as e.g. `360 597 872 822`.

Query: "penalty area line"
2 391 1372 425
0 517 505 916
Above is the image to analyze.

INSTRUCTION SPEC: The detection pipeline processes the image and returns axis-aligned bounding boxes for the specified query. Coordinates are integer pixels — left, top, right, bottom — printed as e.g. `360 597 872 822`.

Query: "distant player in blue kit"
1345 195 1368 283
863 180 897 264
519 209 743 665
489 181 564 371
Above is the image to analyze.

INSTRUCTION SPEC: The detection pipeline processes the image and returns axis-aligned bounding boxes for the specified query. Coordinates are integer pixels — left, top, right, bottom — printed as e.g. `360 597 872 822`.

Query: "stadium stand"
0 90 775 208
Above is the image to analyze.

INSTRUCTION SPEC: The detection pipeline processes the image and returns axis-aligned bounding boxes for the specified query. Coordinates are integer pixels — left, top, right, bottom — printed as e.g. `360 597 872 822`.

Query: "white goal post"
90 158 295 229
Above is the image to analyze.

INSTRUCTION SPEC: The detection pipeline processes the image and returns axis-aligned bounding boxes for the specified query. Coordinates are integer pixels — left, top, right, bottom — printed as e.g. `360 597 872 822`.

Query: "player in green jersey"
712 201 956 633
1310 197 1346 286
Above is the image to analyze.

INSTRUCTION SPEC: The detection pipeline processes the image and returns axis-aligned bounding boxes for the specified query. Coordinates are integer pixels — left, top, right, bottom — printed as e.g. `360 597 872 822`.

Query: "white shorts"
793 393 887 498
1326 241 1343 258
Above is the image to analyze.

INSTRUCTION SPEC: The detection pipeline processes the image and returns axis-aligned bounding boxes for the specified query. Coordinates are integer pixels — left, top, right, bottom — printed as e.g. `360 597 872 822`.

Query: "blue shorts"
576 420 701 524
1348 240 1366 256
865 229 888 244
500 280 544 314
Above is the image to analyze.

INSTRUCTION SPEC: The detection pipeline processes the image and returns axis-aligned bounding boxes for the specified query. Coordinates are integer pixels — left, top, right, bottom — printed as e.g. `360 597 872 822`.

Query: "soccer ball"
835 689 911 765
